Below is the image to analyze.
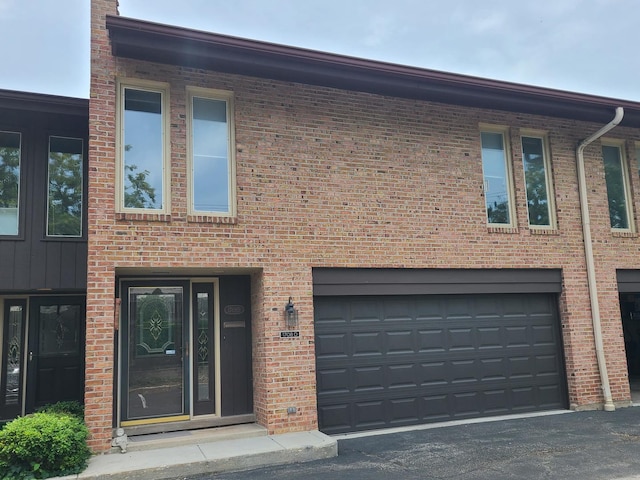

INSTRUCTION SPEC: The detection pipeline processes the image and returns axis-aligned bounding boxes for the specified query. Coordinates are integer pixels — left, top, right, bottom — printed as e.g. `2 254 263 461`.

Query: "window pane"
5 305 24 406
0 131 21 235
38 304 81 356
128 286 184 419
123 88 163 210
196 292 211 402
48 136 83 236
192 96 230 213
603 145 629 229
481 132 511 225
522 136 551 227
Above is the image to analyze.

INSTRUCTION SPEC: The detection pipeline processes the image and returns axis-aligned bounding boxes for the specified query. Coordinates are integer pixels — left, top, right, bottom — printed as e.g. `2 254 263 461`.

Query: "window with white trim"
117 80 170 213
602 143 632 231
480 129 515 226
521 134 555 228
187 87 235 217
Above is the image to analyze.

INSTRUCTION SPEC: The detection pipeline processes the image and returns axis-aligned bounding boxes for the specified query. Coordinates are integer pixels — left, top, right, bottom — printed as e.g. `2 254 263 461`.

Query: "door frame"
119 280 190 425
26 296 86 413
117 277 223 427
0 295 86 421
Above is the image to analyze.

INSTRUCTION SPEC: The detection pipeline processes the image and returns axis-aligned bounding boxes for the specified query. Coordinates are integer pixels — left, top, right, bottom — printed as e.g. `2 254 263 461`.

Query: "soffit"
0 89 88 117
106 15 640 128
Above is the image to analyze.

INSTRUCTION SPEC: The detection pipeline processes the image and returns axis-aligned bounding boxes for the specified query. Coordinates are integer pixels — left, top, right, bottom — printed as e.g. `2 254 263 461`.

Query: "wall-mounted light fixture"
285 297 299 329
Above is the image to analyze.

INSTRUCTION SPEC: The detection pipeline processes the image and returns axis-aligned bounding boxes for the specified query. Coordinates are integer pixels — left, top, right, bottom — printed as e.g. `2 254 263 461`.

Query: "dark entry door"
26 296 85 412
121 282 189 424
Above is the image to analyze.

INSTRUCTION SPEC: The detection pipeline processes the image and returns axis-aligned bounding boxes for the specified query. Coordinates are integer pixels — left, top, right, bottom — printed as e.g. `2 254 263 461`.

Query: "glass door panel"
26 297 85 412
192 283 215 415
1 300 26 419
125 285 186 421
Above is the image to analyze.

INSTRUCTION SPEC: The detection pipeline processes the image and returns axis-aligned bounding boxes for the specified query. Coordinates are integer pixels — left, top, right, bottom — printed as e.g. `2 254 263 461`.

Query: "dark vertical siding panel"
0 243 16 289
58 242 77 289
45 242 61 288
0 107 87 292
75 243 87 289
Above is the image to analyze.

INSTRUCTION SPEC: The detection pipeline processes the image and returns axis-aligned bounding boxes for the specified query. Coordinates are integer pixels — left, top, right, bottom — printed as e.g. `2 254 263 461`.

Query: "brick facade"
87 0 638 451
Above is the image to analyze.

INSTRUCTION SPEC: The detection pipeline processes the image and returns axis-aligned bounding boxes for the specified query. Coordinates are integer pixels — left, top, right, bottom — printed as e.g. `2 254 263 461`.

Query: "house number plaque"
280 331 300 338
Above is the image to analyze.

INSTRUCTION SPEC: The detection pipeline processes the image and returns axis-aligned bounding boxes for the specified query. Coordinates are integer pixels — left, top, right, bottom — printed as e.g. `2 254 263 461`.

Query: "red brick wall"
87 0 118 452
89 0 639 452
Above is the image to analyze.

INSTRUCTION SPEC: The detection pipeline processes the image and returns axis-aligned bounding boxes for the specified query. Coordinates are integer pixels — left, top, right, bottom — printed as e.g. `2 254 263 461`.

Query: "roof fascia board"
106 15 640 127
0 89 88 117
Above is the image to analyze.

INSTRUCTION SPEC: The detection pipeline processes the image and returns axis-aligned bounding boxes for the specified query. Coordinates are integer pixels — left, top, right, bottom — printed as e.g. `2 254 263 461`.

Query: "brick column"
87 0 118 452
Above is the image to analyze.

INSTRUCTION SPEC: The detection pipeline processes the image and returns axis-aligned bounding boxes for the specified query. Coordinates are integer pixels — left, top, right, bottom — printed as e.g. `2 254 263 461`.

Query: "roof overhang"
107 15 640 128
0 89 88 117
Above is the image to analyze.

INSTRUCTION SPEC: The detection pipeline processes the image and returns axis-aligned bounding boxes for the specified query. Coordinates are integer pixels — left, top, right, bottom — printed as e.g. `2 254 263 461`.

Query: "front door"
121 282 189 424
26 296 85 412
119 277 253 428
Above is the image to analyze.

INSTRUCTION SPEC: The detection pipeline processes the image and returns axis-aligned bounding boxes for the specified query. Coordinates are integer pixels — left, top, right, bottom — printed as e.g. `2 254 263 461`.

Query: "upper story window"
117 79 170 213
602 143 632 231
0 131 21 236
521 134 555 228
480 129 515 226
187 87 236 217
47 136 83 237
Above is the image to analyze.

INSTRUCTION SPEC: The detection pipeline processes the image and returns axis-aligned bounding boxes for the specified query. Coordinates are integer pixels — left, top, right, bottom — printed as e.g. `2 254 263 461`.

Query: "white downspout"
576 106 624 412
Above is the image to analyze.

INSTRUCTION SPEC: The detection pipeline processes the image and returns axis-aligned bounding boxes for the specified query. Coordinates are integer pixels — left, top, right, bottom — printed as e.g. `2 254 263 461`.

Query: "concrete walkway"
55 428 337 480
53 405 640 479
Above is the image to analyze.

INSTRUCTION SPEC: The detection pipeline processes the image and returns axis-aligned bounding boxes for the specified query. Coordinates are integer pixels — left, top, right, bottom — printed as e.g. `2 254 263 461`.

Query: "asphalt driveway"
190 407 640 480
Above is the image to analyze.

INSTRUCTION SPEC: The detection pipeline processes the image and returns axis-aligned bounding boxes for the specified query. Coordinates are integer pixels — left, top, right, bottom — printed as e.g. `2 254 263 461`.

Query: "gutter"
576 106 624 412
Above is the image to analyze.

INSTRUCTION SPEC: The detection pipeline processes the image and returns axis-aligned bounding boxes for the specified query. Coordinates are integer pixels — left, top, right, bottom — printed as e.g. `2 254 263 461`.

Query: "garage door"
315 293 567 434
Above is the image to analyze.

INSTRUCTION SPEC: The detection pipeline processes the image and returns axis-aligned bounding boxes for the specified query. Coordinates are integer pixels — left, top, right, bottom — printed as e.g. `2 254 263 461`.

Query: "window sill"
487 226 518 234
187 215 237 225
611 230 638 238
116 212 172 222
529 228 560 236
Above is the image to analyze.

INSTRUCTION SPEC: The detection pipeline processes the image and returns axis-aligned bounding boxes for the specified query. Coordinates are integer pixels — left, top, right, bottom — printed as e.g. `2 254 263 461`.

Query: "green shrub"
0 412 91 479
36 400 84 419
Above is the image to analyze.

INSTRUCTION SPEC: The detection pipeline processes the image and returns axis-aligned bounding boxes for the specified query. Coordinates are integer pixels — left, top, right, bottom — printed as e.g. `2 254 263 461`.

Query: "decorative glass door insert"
192 283 215 415
125 286 185 421
1 301 26 419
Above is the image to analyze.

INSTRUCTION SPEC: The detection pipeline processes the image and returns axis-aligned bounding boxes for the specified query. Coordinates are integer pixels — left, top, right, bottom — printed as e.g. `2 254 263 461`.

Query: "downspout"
576 106 624 412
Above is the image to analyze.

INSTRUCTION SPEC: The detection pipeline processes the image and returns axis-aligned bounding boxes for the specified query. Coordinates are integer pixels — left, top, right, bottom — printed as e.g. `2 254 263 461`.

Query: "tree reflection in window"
123 88 162 210
48 136 83 236
0 131 21 236
481 131 511 225
603 145 630 230
522 136 551 227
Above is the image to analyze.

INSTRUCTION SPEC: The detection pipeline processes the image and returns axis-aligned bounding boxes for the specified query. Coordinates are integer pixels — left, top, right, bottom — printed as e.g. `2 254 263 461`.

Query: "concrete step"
121 423 267 453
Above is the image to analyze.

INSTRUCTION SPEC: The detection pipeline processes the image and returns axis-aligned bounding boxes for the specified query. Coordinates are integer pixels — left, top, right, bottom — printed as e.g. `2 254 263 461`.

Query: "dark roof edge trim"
0 88 88 116
106 15 640 111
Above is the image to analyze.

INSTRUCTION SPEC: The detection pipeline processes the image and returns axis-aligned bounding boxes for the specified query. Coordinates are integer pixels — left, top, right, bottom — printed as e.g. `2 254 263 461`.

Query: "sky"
0 0 639 102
